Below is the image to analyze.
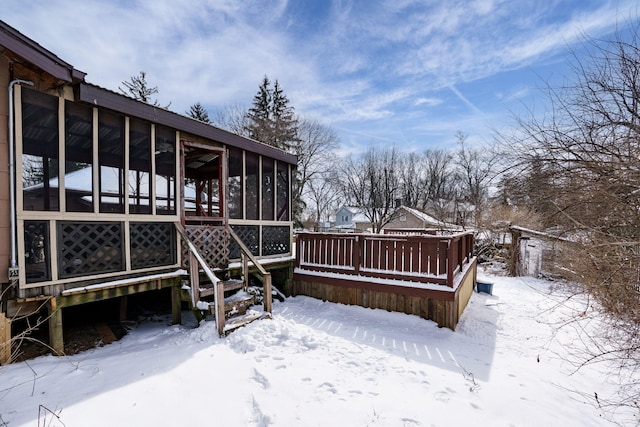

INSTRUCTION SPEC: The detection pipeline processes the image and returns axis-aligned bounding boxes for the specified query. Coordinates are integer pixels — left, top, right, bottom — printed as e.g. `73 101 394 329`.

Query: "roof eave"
0 20 86 83
77 82 297 165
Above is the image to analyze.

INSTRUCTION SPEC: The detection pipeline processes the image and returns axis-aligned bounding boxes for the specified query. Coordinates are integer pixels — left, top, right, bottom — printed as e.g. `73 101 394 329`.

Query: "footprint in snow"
252 368 270 389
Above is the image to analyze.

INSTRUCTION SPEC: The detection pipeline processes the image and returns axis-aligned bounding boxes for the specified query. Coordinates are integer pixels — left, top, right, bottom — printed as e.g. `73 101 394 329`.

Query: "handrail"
174 222 221 329
228 227 269 277
228 226 272 314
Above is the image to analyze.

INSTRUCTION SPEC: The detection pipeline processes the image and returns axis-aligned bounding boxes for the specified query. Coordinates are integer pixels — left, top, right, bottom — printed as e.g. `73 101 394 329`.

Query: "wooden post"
242 253 249 292
171 279 182 325
189 251 200 307
216 279 225 337
0 312 12 365
119 296 128 321
263 273 272 314
354 236 361 275
48 297 64 356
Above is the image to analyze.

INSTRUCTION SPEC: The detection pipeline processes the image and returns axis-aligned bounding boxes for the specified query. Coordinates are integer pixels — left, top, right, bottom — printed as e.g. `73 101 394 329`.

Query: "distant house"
383 205 459 233
334 206 372 232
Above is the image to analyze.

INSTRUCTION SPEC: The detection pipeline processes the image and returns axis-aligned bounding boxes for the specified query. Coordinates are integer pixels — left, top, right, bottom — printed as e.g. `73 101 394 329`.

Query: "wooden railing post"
446 238 455 288
354 235 362 275
216 279 225 336
263 273 272 314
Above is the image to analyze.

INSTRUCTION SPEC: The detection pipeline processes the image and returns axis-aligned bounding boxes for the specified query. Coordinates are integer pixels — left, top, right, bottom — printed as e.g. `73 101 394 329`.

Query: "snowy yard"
1 270 636 426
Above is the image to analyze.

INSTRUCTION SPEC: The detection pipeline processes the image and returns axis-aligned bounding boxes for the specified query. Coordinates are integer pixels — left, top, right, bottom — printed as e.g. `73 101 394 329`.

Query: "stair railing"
174 222 222 334
228 227 273 315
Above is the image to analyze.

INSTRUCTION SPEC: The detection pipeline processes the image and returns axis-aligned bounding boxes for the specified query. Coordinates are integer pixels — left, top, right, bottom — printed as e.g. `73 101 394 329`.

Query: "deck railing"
295 232 474 288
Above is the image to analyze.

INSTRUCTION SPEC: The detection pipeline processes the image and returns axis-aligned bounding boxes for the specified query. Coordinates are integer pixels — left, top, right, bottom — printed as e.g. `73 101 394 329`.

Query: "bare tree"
212 103 251 137
119 71 170 108
503 21 640 415
455 131 497 227
340 146 400 233
292 118 339 223
307 173 341 226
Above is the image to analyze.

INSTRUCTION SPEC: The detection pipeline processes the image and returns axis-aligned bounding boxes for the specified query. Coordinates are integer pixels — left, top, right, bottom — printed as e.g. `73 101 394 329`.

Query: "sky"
2 270 637 426
2 0 639 155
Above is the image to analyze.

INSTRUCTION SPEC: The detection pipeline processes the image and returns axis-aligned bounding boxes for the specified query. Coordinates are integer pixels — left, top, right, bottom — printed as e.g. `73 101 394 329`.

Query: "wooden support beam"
171 279 182 325
119 296 128 321
48 297 64 356
0 312 12 365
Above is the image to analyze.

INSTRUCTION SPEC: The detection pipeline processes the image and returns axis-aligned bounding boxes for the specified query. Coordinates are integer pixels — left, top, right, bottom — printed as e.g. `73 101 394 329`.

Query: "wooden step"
223 310 271 334
198 278 244 298
223 290 255 318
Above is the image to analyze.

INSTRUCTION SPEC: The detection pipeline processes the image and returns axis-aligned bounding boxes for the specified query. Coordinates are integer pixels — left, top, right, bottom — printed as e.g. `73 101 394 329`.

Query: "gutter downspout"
8 79 33 284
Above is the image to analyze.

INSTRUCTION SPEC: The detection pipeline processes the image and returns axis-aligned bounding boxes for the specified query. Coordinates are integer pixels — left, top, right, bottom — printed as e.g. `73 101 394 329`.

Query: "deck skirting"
293 258 477 330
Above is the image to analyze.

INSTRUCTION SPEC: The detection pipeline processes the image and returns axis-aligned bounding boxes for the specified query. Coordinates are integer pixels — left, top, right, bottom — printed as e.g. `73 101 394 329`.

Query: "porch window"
277 162 289 221
262 157 274 220
128 118 151 214
21 88 59 211
245 152 259 220
65 101 93 212
98 111 125 213
228 147 243 219
155 126 176 215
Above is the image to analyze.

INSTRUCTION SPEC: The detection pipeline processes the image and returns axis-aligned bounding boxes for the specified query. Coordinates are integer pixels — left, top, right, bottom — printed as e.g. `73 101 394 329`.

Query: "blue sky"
3 0 638 154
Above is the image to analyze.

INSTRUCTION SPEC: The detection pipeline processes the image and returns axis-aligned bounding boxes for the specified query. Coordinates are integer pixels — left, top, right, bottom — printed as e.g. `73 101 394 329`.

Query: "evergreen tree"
244 76 298 152
187 102 210 123
271 80 298 152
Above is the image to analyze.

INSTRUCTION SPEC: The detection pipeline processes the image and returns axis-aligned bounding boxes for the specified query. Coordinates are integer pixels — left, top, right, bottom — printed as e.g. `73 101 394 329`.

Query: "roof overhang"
77 83 297 165
0 20 86 83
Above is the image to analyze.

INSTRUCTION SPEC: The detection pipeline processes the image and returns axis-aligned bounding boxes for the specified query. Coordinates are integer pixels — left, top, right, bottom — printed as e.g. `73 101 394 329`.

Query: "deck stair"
175 222 273 336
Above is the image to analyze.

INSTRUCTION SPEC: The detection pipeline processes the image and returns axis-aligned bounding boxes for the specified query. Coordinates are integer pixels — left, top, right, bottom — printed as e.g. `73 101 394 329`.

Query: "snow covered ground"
1 269 637 426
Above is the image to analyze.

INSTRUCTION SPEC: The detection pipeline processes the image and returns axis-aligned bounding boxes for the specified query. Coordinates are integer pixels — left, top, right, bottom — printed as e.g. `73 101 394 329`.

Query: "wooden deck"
293 232 476 330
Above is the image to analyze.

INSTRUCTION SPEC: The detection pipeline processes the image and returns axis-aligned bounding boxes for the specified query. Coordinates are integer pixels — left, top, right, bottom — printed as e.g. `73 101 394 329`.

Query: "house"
333 206 372 232
0 20 297 363
383 205 460 234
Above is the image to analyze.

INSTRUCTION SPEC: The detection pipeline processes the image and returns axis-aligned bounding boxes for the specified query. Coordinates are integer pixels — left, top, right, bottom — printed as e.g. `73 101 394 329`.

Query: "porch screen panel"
245 151 259 220
262 225 291 255
128 118 151 214
228 147 243 219
24 220 51 283
57 221 124 278
155 126 176 215
262 157 274 220
21 88 59 211
229 225 259 259
130 222 175 269
65 101 93 212
98 111 125 213
276 162 289 221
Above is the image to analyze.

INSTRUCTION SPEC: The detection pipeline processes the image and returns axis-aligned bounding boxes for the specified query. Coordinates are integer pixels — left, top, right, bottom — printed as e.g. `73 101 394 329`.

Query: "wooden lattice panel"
130 222 176 269
262 225 290 256
229 225 259 259
182 225 229 269
58 222 124 278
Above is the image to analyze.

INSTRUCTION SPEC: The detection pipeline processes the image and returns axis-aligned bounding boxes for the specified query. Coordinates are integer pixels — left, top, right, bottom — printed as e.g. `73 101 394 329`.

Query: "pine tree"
187 102 210 123
271 80 298 152
244 76 298 152
245 76 272 142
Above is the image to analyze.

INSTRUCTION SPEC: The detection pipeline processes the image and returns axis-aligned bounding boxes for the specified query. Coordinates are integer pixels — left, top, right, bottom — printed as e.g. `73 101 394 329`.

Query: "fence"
295 231 474 288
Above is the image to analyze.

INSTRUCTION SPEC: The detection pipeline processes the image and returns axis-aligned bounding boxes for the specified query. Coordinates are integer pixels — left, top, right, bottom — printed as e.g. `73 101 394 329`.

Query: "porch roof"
76 83 297 166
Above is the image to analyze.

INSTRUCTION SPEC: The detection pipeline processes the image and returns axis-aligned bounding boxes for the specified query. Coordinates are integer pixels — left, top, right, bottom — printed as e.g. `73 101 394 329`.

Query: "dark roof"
0 20 86 83
77 83 297 165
